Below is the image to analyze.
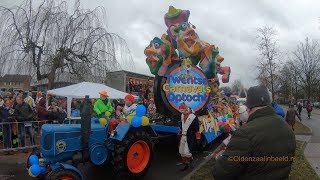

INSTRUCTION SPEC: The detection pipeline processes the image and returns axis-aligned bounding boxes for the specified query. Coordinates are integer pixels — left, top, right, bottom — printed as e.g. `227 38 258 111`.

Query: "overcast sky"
1 0 320 87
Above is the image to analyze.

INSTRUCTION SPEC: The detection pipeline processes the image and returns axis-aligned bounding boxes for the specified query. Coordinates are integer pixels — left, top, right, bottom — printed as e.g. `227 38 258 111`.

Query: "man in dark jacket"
212 85 296 180
0 99 14 154
15 96 34 151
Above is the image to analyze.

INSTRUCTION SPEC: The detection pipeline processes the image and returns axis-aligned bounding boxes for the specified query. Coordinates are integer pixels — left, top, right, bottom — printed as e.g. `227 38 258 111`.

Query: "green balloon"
219 125 225 131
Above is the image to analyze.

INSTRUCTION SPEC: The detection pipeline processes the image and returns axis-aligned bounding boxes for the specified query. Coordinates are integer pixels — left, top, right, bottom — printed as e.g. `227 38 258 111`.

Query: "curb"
299 121 313 136
295 132 313 135
183 142 224 180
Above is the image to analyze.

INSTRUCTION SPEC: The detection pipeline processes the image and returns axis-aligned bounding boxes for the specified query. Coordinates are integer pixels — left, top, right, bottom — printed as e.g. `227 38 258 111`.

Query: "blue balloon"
29 155 39 165
39 166 46 173
222 117 227 122
136 105 146 117
30 165 41 176
91 117 99 123
131 116 142 128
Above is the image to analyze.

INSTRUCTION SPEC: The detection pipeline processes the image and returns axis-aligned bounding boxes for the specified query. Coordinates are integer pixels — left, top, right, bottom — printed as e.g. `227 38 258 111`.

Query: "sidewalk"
298 111 320 176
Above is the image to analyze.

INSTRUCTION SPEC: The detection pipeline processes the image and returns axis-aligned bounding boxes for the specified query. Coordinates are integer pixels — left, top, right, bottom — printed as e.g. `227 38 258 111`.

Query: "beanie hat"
246 85 271 109
125 94 135 103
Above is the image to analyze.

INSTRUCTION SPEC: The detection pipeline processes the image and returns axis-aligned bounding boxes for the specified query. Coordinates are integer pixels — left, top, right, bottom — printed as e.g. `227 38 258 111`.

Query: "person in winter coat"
15 96 35 151
212 85 296 180
285 104 302 131
36 93 48 125
0 99 14 154
178 102 200 171
306 102 313 119
93 91 114 117
297 102 303 115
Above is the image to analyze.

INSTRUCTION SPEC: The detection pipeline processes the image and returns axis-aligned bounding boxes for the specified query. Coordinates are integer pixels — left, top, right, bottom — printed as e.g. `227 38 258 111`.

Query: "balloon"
29 155 39 165
30 165 41 177
229 119 235 124
131 116 142 128
127 115 134 123
28 167 36 177
219 125 225 131
222 117 227 122
136 105 146 117
99 118 108 126
228 114 233 118
141 116 149 126
105 111 111 117
218 121 224 126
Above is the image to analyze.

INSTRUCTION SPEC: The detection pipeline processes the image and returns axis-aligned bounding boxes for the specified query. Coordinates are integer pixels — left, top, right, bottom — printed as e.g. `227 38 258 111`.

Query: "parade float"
26 6 236 180
145 6 235 148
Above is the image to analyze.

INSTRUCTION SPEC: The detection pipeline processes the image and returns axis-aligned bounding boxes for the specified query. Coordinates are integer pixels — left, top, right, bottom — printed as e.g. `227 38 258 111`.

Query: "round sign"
162 65 210 112
56 140 66 152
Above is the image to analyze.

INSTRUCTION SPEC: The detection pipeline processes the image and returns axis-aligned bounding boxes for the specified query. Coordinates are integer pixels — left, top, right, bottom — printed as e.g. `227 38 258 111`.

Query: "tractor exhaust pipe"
80 95 91 162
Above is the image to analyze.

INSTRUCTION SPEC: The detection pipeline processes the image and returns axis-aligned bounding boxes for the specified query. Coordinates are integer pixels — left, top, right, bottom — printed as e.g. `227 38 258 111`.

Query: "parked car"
314 102 320 109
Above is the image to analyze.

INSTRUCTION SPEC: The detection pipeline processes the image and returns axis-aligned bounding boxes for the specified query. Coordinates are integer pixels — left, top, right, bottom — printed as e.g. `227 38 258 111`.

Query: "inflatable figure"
144 34 178 76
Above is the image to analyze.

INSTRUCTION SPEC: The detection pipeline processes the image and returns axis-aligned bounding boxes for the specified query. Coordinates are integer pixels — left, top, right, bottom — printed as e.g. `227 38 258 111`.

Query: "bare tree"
291 38 320 100
231 79 242 94
0 0 133 89
256 26 281 101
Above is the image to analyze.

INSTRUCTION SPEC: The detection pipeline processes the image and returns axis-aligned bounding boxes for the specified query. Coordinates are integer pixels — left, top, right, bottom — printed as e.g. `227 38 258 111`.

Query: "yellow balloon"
141 116 149 126
105 111 111 117
127 115 134 123
28 167 36 177
99 118 108 126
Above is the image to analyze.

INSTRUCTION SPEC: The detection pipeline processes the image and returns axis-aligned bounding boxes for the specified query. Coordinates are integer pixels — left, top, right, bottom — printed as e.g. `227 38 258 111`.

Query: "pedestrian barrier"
0 120 49 153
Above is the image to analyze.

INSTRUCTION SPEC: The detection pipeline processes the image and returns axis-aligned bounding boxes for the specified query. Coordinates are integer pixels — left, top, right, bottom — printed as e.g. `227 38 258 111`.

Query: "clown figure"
122 94 137 118
178 102 200 171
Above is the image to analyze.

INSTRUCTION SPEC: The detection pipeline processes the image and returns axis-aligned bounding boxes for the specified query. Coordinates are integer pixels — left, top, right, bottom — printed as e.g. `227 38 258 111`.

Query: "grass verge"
294 121 312 135
189 140 319 180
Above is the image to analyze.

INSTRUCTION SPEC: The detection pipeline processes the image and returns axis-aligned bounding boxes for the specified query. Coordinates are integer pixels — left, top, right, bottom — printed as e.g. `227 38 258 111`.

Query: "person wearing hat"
178 102 200 171
93 90 114 117
212 85 296 180
122 94 137 118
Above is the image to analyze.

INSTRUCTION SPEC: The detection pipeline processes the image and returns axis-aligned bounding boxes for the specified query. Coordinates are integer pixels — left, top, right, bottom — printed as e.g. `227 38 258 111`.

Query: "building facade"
106 70 154 98
0 74 32 91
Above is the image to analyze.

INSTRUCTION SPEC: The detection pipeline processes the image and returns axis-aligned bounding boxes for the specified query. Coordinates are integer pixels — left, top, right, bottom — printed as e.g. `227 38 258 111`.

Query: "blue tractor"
27 96 156 180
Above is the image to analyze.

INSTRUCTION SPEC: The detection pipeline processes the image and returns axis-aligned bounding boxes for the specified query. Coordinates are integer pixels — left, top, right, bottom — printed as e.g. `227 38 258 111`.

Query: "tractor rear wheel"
112 129 153 179
45 168 81 180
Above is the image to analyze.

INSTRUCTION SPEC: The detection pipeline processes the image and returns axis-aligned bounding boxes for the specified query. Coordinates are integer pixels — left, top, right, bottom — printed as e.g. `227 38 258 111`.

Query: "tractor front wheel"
45 168 81 180
112 129 153 179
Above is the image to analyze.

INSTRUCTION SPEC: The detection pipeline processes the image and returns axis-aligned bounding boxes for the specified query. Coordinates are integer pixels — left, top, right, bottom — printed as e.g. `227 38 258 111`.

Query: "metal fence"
0 120 49 153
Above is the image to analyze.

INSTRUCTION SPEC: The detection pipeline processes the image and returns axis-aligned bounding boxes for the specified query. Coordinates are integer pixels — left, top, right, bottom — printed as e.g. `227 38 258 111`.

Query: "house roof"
110 70 154 79
0 74 32 83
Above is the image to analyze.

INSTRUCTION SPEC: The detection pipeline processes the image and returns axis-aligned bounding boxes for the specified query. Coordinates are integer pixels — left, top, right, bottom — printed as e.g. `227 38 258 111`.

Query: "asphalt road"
0 134 224 180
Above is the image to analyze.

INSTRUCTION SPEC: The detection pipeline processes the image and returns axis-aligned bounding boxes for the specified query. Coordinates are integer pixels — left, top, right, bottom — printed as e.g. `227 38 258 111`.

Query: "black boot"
180 163 189 171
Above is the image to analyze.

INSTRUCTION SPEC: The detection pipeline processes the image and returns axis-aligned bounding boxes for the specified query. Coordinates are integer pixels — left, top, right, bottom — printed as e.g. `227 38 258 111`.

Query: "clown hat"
99 90 109 97
164 6 190 27
125 94 135 103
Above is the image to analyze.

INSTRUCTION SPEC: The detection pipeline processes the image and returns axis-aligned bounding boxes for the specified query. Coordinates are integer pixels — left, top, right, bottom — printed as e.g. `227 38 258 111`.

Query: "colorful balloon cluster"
128 105 150 128
91 111 112 126
217 117 235 133
28 155 46 177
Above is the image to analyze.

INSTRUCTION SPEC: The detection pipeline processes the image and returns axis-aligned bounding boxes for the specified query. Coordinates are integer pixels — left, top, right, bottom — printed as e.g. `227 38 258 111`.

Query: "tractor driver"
93 90 114 117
